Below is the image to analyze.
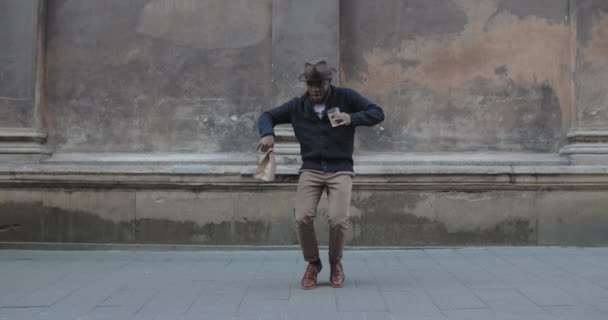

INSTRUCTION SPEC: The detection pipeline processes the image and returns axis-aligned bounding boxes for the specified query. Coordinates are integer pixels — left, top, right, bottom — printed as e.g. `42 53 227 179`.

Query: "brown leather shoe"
301 263 322 289
330 262 345 288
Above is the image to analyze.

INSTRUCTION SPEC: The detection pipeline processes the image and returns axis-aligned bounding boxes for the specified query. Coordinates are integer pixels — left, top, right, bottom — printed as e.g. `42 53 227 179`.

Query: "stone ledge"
39 151 571 165
1 152 608 190
0 128 51 156
0 128 47 141
561 131 608 157
560 143 608 155
566 130 608 143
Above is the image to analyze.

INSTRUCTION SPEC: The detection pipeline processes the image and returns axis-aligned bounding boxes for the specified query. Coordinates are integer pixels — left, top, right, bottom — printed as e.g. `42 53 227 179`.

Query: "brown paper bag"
254 149 276 182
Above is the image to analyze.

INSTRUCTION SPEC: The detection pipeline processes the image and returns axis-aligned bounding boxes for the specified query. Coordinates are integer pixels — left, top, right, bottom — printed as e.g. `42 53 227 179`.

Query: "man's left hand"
334 113 351 126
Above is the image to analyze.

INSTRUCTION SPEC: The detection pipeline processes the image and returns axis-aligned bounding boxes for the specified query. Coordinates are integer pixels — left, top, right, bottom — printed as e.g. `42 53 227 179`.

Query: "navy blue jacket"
258 86 384 172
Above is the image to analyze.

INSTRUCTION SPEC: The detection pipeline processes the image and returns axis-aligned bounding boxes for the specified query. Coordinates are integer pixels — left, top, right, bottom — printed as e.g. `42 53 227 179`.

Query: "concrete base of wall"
2 188 608 247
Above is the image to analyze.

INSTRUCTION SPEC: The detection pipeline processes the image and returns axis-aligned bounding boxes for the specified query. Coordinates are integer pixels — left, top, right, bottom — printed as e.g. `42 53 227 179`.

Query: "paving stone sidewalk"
1 247 608 320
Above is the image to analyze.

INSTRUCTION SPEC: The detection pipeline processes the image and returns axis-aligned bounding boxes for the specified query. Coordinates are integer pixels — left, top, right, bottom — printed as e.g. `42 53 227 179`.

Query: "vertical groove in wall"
35 0 48 136
231 192 237 245
569 0 578 132
336 0 341 86
269 0 275 108
134 191 138 243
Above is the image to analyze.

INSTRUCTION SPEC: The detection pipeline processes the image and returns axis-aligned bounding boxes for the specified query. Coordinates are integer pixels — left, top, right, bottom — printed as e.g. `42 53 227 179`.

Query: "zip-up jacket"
258 85 384 172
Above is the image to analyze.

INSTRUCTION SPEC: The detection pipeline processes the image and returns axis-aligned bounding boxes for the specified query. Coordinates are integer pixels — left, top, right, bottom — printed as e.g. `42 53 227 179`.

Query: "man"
257 60 384 289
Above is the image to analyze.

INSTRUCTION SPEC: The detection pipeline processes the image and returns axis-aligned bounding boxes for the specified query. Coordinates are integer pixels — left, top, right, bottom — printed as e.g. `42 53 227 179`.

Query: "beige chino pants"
294 170 353 264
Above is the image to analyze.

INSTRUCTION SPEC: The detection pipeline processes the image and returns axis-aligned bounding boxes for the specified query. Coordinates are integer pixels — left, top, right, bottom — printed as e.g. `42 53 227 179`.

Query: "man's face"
307 80 330 103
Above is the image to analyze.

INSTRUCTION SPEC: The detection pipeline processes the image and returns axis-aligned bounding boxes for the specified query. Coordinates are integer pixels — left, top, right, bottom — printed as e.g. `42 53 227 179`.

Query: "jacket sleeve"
346 89 385 127
258 98 296 137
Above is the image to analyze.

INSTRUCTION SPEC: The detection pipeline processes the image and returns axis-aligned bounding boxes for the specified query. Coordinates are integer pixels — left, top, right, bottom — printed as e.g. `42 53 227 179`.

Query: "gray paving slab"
408 267 466 289
383 290 444 318
0 307 46 320
286 292 337 314
439 308 496 320
518 285 580 307
474 288 554 318
335 286 387 311
593 298 608 312
132 283 204 320
544 305 608 320
237 298 288 318
84 306 136 320
425 288 487 310
1 248 608 319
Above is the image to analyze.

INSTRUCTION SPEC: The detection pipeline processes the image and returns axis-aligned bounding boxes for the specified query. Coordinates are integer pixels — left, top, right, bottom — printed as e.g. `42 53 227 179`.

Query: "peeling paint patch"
340 0 468 82
355 12 570 98
341 0 570 152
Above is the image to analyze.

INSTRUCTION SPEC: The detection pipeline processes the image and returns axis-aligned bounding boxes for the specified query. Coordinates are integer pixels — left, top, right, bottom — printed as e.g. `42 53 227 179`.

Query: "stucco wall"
341 0 571 153
41 0 581 155
44 0 272 153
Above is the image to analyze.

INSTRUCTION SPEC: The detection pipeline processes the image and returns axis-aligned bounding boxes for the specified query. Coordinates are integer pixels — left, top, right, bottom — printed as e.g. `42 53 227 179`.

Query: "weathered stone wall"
41 0 574 154
2 0 608 247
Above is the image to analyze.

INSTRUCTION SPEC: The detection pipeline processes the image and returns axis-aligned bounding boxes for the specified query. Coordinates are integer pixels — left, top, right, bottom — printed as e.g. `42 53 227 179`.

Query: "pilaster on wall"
560 0 608 163
270 0 339 163
0 0 50 161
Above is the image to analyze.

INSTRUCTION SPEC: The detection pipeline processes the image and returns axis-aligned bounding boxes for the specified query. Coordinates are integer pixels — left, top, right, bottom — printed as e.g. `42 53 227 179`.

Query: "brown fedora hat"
297 59 337 82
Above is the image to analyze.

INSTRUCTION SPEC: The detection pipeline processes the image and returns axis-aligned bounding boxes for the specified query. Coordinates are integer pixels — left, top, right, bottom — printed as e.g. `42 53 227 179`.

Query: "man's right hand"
257 135 275 152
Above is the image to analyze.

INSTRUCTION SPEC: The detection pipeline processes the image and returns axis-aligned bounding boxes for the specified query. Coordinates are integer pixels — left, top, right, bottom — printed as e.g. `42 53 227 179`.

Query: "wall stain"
495 65 508 77
135 218 232 244
495 0 568 25
233 218 272 244
0 224 21 233
350 212 534 246
0 202 284 245
0 202 135 243
350 192 536 245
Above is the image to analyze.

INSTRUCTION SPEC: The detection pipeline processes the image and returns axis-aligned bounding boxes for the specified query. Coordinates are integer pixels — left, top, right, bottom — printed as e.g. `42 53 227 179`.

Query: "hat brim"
298 67 337 82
